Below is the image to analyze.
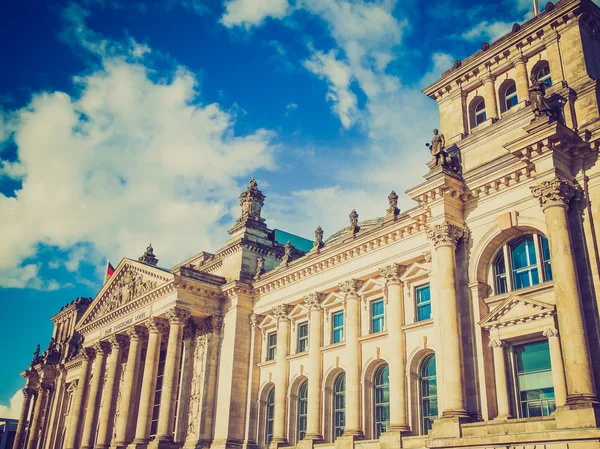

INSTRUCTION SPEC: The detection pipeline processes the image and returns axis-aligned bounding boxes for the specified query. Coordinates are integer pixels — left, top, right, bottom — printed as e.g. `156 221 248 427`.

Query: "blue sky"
0 0 541 415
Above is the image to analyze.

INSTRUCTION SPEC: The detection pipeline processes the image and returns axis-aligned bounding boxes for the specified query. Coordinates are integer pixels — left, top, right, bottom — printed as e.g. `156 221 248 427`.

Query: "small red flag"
106 262 115 278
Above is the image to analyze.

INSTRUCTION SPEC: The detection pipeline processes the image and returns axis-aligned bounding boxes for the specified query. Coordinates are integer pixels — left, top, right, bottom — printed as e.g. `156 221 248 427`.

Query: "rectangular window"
416 285 431 321
332 311 344 343
266 332 277 361
514 340 555 417
297 322 308 353
540 236 552 282
371 299 385 333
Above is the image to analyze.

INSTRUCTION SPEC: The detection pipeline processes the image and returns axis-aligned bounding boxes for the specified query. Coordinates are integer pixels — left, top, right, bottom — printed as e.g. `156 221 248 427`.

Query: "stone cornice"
253 212 428 296
78 281 176 336
221 280 253 299
423 0 583 100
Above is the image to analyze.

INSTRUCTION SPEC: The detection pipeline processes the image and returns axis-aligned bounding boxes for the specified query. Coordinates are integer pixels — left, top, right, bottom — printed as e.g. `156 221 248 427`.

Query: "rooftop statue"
529 75 554 118
428 129 446 166
426 129 462 176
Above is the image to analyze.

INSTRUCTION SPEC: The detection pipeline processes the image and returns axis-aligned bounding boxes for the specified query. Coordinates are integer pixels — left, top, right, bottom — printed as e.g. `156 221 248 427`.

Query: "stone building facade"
12 0 600 448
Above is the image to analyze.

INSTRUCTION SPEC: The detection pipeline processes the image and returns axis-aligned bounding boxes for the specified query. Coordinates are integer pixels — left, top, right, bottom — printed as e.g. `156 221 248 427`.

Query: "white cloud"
304 50 358 128
0 9 277 290
0 389 24 419
221 0 290 28
461 20 514 42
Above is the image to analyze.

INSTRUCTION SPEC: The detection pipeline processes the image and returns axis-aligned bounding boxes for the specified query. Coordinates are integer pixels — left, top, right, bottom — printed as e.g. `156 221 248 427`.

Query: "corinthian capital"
339 279 363 296
379 263 407 284
530 177 578 210
426 222 464 248
489 338 506 349
304 293 325 311
166 307 191 325
272 304 292 321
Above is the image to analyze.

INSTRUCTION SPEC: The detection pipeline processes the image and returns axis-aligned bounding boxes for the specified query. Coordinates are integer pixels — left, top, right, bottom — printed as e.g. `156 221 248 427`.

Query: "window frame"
332 311 345 344
491 234 552 296
420 354 438 435
297 380 308 441
503 82 519 111
474 98 487 126
536 64 552 87
370 299 385 334
415 284 432 322
266 332 277 361
266 388 275 445
297 322 309 353
374 364 390 439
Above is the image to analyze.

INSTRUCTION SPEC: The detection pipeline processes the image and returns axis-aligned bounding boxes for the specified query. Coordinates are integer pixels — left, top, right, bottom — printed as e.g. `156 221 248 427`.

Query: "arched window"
492 234 552 294
420 355 437 435
266 388 275 445
297 381 308 441
501 80 519 112
374 364 390 438
333 373 346 439
474 98 487 127
536 63 552 87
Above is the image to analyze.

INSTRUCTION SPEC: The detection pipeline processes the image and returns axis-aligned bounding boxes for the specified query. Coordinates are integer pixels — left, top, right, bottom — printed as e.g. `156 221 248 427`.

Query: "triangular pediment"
77 259 173 328
288 303 308 323
401 262 430 283
322 291 343 308
480 294 555 329
358 278 384 296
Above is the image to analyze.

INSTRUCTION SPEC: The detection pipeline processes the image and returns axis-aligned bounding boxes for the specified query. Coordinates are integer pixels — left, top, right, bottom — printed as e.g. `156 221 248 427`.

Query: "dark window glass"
514 341 555 417
267 332 277 361
334 373 346 439
150 349 166 437
374 364 390 438
537 65 552 87
371 300 385 333
266 388 275 444
494 251 508 294
298 381 308 441
297 323 309 353
332 312 344 343
475 99 487 125
541 236 552 281
510 236 540 289
421 355 437 435
416 285 431 321
504 83 519 110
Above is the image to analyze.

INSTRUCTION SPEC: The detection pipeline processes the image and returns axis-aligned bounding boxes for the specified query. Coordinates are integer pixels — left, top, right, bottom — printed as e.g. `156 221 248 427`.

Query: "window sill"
403 319 433 331
484 281 554 305
358 331 388 343
287 351 308 361
320 341 345 353
257 359 276 368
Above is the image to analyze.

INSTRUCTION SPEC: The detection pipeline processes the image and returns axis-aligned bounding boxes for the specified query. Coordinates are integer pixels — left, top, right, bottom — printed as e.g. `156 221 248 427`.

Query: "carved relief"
426 222 465 248
339 279 363 297
186 322 212 440
379 263 407 284
531 177 579 210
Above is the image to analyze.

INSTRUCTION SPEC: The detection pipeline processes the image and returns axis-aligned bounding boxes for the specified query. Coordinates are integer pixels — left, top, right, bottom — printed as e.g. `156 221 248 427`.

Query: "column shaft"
381 265 409 432
133 319 164 443
81 344 108 449
427 223 468 418
96 336 125 448
155 308 189 441
544 205 597 403
482 76 498 120
272 306 291 444
13 388 34 449
115 328 144 446
26 385 50 449
340 279 363 436
490 340 510 419
305 294 324 440
544 328 567 407
514 58 530 103
64 352 92 449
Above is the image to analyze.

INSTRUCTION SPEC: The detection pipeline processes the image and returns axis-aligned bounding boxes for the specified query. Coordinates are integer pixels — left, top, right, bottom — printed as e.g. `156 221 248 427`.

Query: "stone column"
531 178 598 405
96 335 126 449
513 57 530 103
81 343 109 449
132 317 166 445
64 349 93 449
304 293 325 440
339 279 364 436
13 388 35 449
271 305 291 445
114 327 146 448
482 74 498 120
26 384 51 449
543 327 568 407
426 222 468 418
380 264 410 432
489 339 510 419
155 308 190 442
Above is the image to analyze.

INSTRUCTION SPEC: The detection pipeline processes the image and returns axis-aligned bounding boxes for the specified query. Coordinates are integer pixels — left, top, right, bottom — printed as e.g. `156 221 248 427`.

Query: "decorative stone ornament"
379 263 406 284
530 177 578 210
313 226 324 250
272 304 292 321
145 316 168 334
339 279 363 297
386 191 400 217
279 241 293 268
237 177 266 224
138 243 158 266
488 339 506 348
348 209 360 234
254 256 264 281
426 222 465 248
304 292 325 311
543 327 560 338
166 308 192 324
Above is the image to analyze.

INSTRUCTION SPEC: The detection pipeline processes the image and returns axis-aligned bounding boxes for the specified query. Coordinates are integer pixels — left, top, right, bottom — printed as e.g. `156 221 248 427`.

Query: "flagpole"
533 0 539 16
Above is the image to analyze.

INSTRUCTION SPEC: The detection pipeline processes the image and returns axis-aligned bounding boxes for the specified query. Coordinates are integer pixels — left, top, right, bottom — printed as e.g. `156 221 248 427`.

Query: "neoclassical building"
13 0 600 448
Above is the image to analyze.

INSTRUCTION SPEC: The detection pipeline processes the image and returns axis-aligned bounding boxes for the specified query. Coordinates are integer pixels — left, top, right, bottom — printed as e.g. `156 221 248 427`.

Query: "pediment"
78 259 173 328
358 278 384 296
401 262 430 283
322 291 343 308
288 303 308 323
480 294 555 329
